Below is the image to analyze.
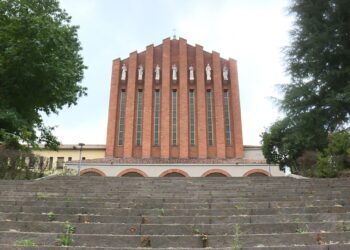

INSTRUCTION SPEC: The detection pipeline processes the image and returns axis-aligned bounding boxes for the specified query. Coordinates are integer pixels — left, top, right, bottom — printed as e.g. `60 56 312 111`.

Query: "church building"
106 37 243 159
67 37 284 177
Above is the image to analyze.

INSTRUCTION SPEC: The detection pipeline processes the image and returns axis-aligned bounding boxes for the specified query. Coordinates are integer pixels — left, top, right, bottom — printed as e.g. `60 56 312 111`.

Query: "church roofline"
114 37 237 62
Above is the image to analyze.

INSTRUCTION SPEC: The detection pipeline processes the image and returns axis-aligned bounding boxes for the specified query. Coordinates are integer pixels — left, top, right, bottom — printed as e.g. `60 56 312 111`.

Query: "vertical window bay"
135 90 143 146
206 90 214 146
172 90 178 145
189 90 196 145
223 90 232 145
117 90 126 145
153 90 160 145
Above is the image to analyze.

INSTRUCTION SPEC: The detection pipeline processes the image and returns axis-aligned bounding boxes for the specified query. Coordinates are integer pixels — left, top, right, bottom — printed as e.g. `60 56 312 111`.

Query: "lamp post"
77 143 85 176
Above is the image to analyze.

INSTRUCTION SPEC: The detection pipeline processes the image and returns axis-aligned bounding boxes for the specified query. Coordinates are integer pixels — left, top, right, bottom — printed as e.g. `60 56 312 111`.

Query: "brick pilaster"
179 38 189 158
212 52 226 158
142 45 154 158
123 52 138 157
195 45 208 158
161 38 171 158
229 58 244 158
105 59 121 157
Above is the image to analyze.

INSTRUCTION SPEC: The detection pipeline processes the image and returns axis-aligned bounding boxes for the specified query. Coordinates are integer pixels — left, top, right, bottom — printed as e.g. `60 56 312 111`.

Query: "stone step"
1 177 349 249
1 231 350 248
2 190 347 197
0 190 350 203
0 199 347 209
0 204 349 216
1 246 350 250
42 176 350 184
2 212 350 225
1 221 349 235
3 179 350 187
3 181 350 187
1 245 350 250
2 194 348 203
3 183 349 188
3 188 348 194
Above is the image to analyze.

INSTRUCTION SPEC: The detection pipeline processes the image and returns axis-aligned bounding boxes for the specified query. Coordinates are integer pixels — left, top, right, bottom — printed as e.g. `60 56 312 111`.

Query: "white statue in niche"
189 65 194 81
121 64 127 80
223 65 229 81
206 64 211 81
172 64 177 81
138 64 143 80
155 64 160 80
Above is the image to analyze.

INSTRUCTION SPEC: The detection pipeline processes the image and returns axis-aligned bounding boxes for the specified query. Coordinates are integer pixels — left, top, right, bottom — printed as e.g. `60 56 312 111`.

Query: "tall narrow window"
117 90 126 145
153 90 161 145
223 90 232 145
135 90 143 146
56 157 64 169
49 157 53 168
206 90 214 146
171 90 178 145
189 90 196 145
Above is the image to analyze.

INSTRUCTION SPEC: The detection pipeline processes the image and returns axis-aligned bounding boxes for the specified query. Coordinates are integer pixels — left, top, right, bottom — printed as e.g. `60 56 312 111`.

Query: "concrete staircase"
0 176 350 249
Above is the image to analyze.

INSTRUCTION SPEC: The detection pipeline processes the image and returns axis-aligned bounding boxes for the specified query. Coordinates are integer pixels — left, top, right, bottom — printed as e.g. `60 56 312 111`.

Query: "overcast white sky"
43 0 293 146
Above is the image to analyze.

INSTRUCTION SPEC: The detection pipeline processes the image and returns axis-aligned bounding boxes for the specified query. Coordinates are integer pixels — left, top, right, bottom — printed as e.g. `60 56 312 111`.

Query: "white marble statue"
223 65 229 81
189 65 194 81
172 64 177 81
155 64 160 80
121 64 127 80
138 64 143 80
206 64 211 81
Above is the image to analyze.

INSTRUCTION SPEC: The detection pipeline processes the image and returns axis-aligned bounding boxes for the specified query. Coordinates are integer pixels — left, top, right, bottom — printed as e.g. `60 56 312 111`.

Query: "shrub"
0 148 49 179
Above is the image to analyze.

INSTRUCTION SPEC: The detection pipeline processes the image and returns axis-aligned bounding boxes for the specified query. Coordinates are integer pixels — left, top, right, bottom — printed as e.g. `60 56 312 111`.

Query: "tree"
282 0 350 131
261 115 328 173
261 0 350 174
0 0 87 149
315 130 350 177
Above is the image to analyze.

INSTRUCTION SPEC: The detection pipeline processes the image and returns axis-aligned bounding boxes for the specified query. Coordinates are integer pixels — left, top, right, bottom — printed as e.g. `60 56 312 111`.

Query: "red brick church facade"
105 37 243 159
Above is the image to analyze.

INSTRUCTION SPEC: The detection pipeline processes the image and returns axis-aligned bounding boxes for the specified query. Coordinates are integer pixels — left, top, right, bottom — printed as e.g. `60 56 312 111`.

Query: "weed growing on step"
58 233 72 246
36 192 49 200
295 223 309 234
193 227 201 235
192 226 208 247
293 218 311 233
47 211 56 221
57 222 76 246
16 239 36 246
233 204 244 209
159 208 165 216
232 224 241 250
65 222 76 234
341 222 350 232
200 233 208 248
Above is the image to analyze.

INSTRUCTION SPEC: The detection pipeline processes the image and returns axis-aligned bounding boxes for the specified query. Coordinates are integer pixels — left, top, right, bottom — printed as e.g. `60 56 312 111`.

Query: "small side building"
33 144 283 177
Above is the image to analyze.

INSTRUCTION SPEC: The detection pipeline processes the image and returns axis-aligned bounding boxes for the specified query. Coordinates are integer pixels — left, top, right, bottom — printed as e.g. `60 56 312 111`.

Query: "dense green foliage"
0 0 87 149
261 0 350 177
315 131 350 177
0 147 46 179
